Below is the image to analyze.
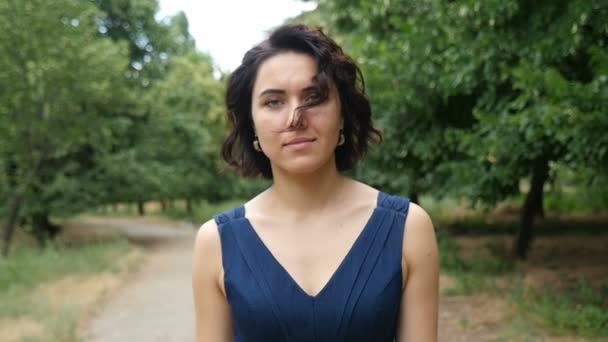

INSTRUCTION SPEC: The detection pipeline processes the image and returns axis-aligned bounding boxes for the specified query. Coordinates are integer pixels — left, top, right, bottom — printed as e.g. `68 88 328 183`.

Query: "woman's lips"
284 138 316 148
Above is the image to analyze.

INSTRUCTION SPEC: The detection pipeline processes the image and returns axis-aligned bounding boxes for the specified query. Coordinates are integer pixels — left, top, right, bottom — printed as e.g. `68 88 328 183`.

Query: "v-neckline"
240 191 382 300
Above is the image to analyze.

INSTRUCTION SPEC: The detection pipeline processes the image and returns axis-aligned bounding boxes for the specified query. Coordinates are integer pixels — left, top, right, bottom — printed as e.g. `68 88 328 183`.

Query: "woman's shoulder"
194 199 250 251
402 200 437 271
194 219 221 257
350 180 411 212
371 188 432 231
404 202 433 233
211 205 245 227
192 218 224 291
346 179 432 215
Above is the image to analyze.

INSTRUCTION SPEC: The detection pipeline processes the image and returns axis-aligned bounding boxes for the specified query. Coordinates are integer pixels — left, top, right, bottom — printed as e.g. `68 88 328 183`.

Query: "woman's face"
251 51 343 175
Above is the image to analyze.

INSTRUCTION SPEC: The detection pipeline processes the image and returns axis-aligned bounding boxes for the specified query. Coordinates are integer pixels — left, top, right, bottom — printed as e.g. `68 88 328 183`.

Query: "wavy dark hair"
222 24 382 179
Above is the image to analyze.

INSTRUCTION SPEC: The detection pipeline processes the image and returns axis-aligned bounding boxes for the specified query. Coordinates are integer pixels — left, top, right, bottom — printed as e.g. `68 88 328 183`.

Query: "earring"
253 137 262 152
337 129 345 146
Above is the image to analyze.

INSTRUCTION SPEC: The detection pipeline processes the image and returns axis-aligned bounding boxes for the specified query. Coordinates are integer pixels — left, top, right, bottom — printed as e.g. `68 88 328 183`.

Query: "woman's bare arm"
397 203 440 342
192 219 233 342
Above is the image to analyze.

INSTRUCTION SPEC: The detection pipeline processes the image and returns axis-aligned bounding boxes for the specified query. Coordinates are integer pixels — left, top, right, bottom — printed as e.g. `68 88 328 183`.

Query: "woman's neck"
265 161 348 219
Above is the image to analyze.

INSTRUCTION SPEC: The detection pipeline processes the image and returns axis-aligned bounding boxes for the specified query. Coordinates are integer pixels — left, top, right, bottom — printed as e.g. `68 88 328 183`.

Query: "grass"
513 279 608 338
0 236 137 342
0 237 131 292
438 232 515 295
440 216 608 236
438 232 608 339
422 186 608 236
544 184 608 214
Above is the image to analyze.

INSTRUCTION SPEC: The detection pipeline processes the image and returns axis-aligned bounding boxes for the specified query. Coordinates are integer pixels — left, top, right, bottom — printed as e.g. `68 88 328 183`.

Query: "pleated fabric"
214 191 410 342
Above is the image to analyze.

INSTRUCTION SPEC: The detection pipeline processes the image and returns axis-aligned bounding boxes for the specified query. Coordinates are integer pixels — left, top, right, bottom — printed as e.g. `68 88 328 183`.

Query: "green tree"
312 0 608 258
118 51 228 213
93 0 195 85
1 0 231 256
92 0 213 213
0 0 132 254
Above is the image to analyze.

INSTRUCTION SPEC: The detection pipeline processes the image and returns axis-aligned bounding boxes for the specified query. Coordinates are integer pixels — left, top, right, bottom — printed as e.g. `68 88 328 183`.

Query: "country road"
83 217 197 342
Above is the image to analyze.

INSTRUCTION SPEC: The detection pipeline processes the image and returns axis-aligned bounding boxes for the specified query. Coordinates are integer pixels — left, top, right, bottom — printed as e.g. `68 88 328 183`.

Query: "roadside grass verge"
0 236 140 342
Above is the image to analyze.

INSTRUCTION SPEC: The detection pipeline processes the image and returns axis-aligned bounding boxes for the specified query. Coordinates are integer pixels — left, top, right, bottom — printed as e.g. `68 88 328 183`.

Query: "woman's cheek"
256 111 286 132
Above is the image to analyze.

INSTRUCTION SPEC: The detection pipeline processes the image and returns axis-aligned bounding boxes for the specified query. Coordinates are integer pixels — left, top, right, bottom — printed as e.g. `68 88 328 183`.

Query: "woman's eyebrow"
301 85 316 93
259 89 285 97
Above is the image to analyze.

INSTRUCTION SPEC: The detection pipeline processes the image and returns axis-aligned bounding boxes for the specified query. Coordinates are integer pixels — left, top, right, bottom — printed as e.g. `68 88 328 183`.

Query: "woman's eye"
264 99 282 108
305 93 320 103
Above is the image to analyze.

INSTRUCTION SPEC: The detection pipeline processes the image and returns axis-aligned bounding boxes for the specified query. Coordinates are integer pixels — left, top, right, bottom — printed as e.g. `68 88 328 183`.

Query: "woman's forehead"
253 52 317 96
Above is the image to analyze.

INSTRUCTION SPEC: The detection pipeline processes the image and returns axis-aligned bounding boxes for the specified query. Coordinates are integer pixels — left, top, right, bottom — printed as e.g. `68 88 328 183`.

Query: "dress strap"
213 205 245 226
377 192 410 217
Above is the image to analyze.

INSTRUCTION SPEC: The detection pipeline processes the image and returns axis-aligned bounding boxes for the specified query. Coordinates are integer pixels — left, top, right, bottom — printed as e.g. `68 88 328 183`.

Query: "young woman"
192 24 439 342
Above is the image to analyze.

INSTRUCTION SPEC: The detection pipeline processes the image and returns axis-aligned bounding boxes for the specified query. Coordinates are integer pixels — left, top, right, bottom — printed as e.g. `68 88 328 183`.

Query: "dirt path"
82 217 197 342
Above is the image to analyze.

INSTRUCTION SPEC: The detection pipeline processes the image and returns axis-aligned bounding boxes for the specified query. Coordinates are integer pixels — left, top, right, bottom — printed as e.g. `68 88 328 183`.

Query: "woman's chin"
274 157 334 176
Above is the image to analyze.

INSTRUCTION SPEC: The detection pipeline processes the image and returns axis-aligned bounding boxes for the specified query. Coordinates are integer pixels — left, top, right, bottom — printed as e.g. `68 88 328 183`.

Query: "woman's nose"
286 100 308 130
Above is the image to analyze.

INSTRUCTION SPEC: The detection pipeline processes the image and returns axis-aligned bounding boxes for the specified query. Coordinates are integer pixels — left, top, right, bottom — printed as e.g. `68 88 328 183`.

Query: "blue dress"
213 191 410 342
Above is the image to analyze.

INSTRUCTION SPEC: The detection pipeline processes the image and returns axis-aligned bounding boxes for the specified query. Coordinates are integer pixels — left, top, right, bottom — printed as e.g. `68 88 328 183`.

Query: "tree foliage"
0 0 227 254
308 0 608 257
0 0 134 247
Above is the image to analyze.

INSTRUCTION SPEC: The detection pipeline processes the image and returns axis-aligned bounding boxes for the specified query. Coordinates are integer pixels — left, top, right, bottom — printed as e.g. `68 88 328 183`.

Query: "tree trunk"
137 201 145 216
31 213 60 248
534 188 545 218
530 175 546 219
161 200 167 212
514 159 549 259
2 195 23 257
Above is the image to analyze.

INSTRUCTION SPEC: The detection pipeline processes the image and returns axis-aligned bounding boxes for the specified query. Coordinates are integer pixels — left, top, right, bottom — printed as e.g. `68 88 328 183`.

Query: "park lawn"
439 230 608 341
0 225 142 342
